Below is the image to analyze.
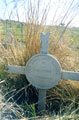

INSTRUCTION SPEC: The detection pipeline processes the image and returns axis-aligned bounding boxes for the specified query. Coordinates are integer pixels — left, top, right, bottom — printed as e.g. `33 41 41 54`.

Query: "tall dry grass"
0 0 78 69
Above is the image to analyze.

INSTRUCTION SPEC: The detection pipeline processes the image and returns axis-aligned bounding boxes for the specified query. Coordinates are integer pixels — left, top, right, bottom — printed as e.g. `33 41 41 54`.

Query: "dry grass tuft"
0 89 24 119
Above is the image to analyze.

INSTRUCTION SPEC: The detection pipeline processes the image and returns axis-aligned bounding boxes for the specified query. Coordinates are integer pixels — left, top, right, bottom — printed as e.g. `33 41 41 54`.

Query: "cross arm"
8 65 25 75
61 71 79 80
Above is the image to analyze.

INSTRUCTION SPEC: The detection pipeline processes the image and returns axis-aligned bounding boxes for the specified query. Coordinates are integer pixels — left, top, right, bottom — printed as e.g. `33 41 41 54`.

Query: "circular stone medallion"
25 54 61 89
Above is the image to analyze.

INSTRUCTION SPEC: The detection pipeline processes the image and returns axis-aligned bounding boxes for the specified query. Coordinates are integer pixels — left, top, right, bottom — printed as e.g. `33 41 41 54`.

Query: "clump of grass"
1 0 78 70
47 80 79 114
0 81 37 119
0 87 25 119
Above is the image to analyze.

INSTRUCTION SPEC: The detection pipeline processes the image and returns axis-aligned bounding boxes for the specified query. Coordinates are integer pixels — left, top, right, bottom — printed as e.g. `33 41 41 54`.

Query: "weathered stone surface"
40 33 50 54
25 54 61 89
8 65 25 75
61 71 79 80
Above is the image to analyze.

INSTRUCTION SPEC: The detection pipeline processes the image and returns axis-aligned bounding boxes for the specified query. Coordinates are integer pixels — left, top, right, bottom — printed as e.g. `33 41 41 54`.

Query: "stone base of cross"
8 33 79 112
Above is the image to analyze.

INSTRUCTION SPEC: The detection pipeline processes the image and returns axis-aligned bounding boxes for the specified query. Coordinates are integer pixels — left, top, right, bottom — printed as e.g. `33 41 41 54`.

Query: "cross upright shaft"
38 33 50 111
40 33 50 54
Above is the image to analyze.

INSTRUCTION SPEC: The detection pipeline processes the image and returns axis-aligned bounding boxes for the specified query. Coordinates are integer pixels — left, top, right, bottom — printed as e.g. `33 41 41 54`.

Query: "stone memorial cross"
8 33 79 111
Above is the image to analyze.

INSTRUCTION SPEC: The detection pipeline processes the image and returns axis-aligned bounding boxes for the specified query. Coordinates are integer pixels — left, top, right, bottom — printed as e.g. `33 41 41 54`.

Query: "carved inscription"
25 54 61 89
